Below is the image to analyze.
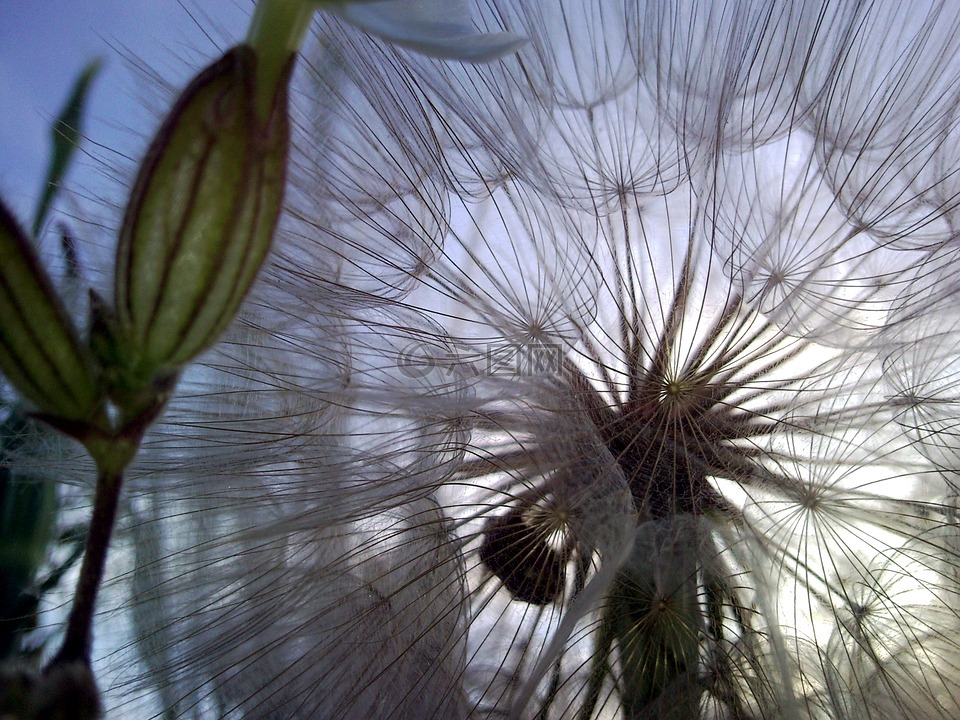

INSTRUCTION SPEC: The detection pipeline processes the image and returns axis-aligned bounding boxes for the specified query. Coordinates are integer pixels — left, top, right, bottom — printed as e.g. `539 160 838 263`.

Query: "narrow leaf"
32 59 102 238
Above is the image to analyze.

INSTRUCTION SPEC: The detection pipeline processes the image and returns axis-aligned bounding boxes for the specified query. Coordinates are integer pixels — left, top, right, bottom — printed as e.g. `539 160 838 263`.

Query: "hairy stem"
46 465 124 668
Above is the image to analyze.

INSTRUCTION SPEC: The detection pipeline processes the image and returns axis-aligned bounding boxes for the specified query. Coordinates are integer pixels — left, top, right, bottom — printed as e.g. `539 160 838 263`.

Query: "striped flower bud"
0 201 99 422
109 45 290 395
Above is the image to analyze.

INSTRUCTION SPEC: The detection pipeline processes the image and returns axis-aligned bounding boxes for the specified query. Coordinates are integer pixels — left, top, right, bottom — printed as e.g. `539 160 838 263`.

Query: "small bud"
0 201 99 422
111 45 290 392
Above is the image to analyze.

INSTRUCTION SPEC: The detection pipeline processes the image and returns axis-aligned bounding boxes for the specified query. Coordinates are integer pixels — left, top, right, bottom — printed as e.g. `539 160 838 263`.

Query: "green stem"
45 465 124 668
246 0 313 121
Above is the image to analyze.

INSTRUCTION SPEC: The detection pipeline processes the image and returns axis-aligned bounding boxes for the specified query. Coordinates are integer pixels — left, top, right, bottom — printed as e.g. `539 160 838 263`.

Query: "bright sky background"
0 2 251 225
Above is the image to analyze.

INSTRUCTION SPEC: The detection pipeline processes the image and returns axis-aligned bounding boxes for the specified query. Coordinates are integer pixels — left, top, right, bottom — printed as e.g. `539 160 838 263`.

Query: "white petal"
331 0 526 61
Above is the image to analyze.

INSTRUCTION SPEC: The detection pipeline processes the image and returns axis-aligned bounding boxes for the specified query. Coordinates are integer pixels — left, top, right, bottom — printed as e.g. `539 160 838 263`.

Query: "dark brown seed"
479 506 566 605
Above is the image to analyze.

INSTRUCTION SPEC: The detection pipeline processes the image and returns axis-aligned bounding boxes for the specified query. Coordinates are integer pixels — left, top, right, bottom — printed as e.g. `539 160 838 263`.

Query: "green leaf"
32 59 102 239
0 414 57 660
0 477 56 660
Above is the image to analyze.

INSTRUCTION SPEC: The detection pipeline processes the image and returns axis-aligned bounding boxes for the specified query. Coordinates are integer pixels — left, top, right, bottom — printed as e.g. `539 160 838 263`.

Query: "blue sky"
0 2 250 224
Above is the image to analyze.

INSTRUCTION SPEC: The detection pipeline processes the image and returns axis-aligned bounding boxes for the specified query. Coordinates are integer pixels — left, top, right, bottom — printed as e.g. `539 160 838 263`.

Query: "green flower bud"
0 202 99 422
111 45 291 392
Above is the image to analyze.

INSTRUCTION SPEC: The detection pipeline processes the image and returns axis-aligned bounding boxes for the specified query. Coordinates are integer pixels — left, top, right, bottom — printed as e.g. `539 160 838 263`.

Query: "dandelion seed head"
66 1 960 718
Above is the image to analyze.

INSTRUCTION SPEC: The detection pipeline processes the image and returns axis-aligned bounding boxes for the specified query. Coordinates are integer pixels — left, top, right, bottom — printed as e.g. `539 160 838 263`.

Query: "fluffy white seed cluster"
99 2 960 718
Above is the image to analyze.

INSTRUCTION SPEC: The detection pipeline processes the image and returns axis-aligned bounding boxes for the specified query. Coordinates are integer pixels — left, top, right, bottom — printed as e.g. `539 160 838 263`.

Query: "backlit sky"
0 2 250 224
